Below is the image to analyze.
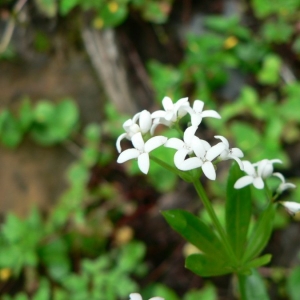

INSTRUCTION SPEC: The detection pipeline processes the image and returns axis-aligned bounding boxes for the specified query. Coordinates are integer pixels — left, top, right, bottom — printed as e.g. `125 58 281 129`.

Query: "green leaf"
260 20 293 44
245 269 270 299
287 266 300 300
94 3 128 28
31 99 79 145
243 204 276 262
162 210 227 259
184 283 218 300
243 254 272 270
226 162 252 259
19 99 34 132
39 238 71 281
186 254 233 277
257 54 282 84
0 110 23 148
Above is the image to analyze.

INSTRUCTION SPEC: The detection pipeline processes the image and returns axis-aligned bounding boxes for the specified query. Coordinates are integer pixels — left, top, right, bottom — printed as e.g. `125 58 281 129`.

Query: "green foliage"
162 210 227 260
286 265 300 300
0 209 44 274
59 0 173 28
244 269 270 299
242 204 276 263
183 283 217 300
0 98 79 148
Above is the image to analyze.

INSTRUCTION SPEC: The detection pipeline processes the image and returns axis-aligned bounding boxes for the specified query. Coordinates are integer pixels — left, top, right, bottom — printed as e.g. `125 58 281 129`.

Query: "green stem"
237 273 248 300
193 179 237 263
150 155 193 182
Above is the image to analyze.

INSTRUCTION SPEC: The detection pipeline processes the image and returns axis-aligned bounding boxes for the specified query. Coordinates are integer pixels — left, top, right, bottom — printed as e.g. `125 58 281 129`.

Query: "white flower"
234 159 282 189
165 126 216 180
129 293 164 300
116 110 152 153
186 100 221 126
117 132 167 174
205 135 244 170
151 96 189 122
165 126 208 167
273 172 296 193
280 201 300 215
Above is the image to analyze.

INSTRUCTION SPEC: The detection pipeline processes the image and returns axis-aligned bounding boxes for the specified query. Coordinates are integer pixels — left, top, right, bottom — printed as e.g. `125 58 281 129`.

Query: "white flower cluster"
117 96 242 180
129 293 164 300
116 96 296 204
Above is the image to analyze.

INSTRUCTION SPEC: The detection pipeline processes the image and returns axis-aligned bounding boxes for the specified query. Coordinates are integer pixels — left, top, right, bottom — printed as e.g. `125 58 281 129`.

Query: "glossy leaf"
226 162 252 259
162 210 227 259
186 253 233 277
243 204 276 262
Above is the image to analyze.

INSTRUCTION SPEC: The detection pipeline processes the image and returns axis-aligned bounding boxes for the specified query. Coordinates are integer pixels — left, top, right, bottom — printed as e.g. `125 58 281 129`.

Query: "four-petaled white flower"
117 132 167 174
129 293 164 300
186 100 221 126
116 110 152 153
280 201 300 215
164 126 217 180
165 126 208 168
151 97 190 131
206 135 244 170
273 172 296 193
234 159 282 189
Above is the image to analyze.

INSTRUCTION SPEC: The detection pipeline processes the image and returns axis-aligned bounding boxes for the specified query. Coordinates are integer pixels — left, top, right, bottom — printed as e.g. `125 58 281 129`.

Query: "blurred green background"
0 0 300 299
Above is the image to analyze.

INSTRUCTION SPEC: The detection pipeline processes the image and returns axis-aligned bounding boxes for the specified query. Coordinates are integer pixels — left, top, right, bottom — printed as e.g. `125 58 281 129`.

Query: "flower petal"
149 297 165 300
191 114 202 126
117 149 140 163
129 293 143 300
174 149 189 168
253 177 264 189
230 147 244 158
242 161 256 176
234 175 254 189
231 156 244 171
164 138 184 150
162 96 173 111
201 110 221 119
151 110 166 119
144 136 167 152
183 126 198 145
202 161 216 180
272 172 285 183
214 135 229 148
139 110 152 133
206 142 226 161
131 132 145 150
191 137 206 158
279 183 296 192
138 152 150 174
178 157 203 171
280 201 300 214
116 133 127 153
193 100 204 113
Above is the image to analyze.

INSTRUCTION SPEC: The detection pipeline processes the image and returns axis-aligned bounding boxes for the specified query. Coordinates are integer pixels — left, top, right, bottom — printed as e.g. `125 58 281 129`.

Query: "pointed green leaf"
162 209 226 259
243 204 276 262
226 162 252 259
243 254 272 270
186 253 233 277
